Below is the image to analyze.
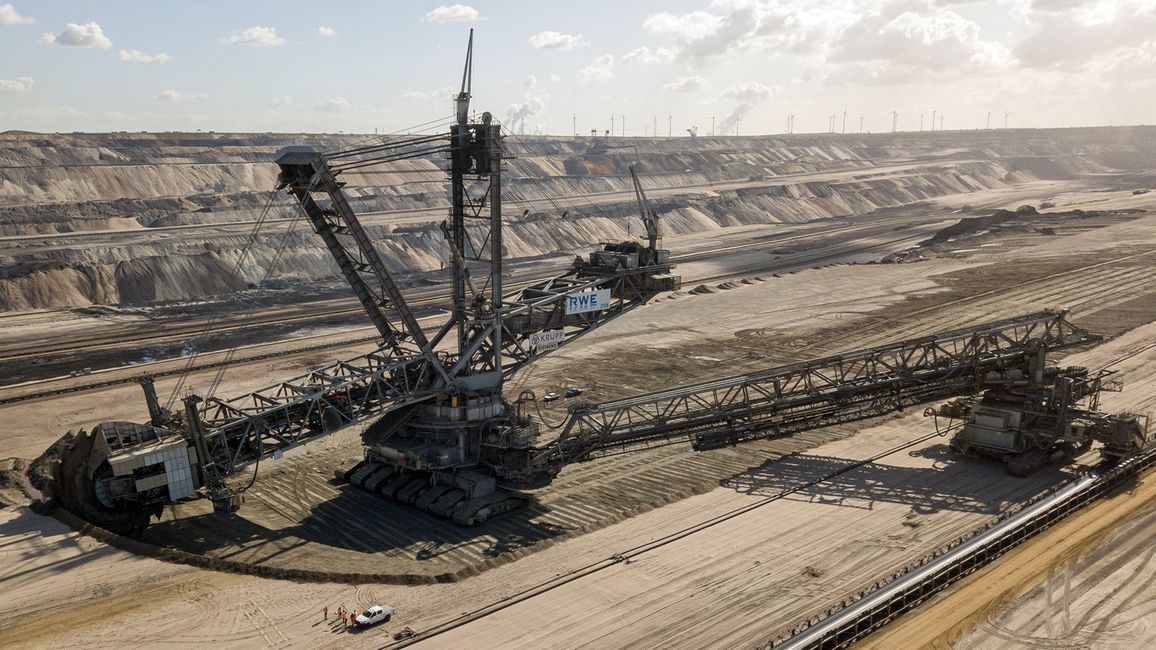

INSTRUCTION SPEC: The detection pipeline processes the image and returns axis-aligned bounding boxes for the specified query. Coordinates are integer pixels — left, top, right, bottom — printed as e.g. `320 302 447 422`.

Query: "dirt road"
863 469 1156 649
864 322 1156 649
2 185 1155 648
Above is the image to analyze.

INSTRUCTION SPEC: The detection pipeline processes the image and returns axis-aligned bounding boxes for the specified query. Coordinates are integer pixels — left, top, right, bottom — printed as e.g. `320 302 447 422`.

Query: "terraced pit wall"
1 127 1155 311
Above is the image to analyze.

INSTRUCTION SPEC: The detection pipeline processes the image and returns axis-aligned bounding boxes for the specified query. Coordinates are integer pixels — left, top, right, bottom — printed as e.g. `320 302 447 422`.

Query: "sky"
1 0 1155 135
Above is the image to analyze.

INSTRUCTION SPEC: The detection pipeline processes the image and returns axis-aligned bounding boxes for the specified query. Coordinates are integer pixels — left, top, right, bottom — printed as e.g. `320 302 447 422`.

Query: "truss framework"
544 310 1098 465
197 350 435 470
187 263 674 472
276 149 437 363
499 263 677 376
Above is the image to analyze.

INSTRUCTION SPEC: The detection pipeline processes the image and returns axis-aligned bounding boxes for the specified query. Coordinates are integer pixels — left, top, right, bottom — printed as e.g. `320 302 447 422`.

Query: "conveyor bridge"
545 310 1096 466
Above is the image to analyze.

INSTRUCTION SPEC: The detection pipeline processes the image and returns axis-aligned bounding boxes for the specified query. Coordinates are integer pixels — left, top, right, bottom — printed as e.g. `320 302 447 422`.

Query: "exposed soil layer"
3 129 1156 649
3 127 1156 311
61 211 1156 586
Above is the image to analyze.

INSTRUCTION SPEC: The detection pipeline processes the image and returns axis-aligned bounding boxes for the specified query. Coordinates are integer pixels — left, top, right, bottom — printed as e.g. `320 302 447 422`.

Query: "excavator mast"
270 31 679 521
47 32 1147 535
440 30 507 388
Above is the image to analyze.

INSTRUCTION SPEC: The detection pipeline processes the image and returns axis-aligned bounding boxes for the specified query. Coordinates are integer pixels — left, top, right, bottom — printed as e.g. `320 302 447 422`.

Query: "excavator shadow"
720 444 1080 515
303 484 570 558
144 482 570 567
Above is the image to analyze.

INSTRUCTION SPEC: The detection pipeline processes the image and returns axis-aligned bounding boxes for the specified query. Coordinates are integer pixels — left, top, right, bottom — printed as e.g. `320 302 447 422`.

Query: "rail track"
374 439 1155 649
775 447 1156 649
377 430 952 647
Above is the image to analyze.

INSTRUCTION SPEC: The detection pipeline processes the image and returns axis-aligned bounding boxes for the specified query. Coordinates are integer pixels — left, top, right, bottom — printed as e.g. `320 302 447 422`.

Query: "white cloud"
118 49 170 64
548 73 561 83
528 31 588 50
316 97 350 112
1025 0 1100 14
623 46 676 64
41 22 111 48
641 2 843 64
422 4 481 22
156 90 207 102
643 6 752 61
1014 2 1156 69
271 94 292 108
0 3 33 25
577 54 614 82
835 8 976 70
318 25 336 37
645 10 723 40
821 2 1013 85
663 75 708 92
401 87 453 100
223 26 285 47
721 81 777 103
0 76 33 93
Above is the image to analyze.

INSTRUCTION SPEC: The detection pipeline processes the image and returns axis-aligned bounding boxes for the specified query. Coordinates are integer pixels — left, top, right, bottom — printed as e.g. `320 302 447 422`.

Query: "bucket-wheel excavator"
45 33 1149 535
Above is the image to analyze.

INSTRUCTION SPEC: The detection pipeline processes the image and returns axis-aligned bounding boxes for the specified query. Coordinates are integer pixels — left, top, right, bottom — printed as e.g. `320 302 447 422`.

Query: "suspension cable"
204 208 306 401
163 188 280 410
160 115 464 412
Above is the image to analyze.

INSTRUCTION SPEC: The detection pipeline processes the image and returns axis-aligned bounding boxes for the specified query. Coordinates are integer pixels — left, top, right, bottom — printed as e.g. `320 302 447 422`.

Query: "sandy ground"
0 417 1098 650
959 503 1156 649
2 182 1156 648
0 211 937 461
865 484 1156 650
5 318 1153 650
864 322 1156 649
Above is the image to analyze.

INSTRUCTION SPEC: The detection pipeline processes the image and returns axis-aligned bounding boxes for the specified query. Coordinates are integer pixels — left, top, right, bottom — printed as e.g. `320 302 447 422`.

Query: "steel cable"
163 188 280 410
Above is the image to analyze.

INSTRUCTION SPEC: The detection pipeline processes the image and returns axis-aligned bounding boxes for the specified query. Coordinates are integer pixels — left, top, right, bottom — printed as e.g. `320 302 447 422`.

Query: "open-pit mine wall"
1 127 1154 311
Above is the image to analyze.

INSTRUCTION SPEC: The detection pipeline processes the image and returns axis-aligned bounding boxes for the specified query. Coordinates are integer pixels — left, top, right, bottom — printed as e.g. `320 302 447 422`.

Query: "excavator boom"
540 310 1100 467
630 164 659 252
274 150 437 366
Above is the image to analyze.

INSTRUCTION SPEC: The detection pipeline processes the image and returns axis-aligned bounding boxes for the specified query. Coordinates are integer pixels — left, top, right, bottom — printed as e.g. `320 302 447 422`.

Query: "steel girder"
275 148 440 372
197 350 435 469
544 310 1098 465
498 264 676 376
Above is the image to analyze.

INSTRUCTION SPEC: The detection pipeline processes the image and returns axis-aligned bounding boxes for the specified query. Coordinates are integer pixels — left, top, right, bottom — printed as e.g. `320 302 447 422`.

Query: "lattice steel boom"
539 310 1098 467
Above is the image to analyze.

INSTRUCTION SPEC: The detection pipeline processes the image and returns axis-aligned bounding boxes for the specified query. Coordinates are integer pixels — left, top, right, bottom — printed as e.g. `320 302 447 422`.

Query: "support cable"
203 207 306 401
162 115 460 410
502 128 613 219
164 188 280 411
